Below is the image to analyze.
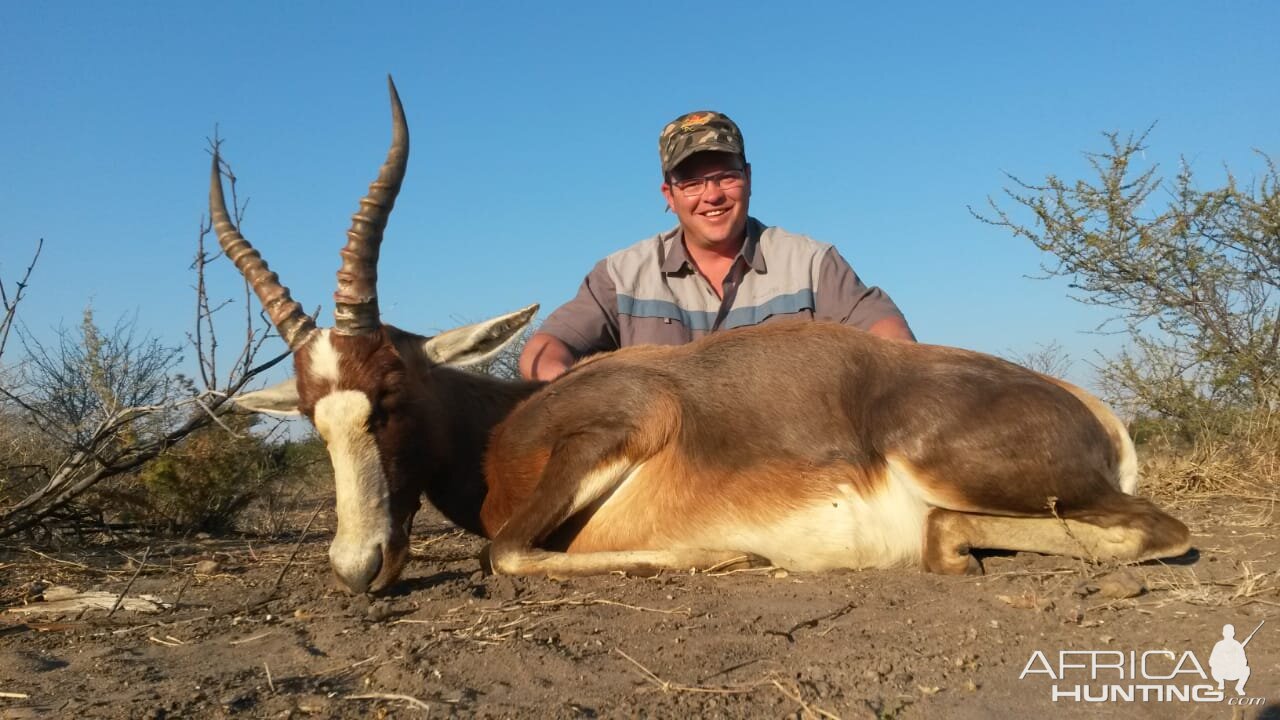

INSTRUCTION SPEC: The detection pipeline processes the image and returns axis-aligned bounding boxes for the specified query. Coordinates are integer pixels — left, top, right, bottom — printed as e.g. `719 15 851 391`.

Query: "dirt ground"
2 498 1277 719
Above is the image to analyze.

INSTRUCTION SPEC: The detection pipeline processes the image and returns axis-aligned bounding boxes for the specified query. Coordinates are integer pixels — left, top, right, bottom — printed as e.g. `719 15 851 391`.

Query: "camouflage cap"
658 110 745 175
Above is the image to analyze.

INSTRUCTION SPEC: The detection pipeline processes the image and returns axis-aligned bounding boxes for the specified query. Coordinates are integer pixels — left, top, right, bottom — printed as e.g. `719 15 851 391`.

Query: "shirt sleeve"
814 247 910 331
538 259 621 356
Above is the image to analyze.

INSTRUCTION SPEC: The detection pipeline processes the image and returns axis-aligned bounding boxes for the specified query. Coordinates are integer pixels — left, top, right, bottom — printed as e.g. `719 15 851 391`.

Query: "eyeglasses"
669 169 747 197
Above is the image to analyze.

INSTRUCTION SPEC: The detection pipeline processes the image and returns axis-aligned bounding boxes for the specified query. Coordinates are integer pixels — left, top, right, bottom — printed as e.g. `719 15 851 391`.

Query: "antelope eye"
378 390 402 413
363 398 390 431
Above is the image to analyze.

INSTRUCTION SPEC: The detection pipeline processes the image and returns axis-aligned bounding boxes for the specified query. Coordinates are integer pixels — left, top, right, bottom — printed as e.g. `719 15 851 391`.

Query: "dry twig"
345 693 432 712
270 500 326 592
22 548 91 570
170 571 194 614
148 635 184 647
770 678 842 720
768 602 857 643
107 546 151 617
228 631 274 646
614 648 757 695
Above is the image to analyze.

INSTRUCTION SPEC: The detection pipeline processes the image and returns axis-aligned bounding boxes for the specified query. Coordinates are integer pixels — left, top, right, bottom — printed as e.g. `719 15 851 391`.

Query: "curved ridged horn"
333 76 410 336
210 153 317 351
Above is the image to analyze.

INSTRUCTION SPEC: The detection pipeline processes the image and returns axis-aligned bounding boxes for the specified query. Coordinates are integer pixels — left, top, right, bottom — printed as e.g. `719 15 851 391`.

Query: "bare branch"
0 238 43 361
0 146 298 538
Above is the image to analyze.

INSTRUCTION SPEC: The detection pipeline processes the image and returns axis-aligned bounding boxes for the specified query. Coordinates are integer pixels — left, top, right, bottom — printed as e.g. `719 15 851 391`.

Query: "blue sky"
3 2 1277 389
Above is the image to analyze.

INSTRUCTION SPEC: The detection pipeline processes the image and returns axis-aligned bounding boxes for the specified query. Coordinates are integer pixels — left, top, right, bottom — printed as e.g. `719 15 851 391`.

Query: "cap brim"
664 142 744 174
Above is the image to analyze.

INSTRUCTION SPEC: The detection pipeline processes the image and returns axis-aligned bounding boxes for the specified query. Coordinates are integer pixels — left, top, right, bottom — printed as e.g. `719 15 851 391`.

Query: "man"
519 110 914 381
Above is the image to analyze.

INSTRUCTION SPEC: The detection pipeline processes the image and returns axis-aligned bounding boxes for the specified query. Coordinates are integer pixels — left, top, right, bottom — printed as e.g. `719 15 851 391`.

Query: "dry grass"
1127 411 1280 609
1139 409 1280 518
1141 559 1280 609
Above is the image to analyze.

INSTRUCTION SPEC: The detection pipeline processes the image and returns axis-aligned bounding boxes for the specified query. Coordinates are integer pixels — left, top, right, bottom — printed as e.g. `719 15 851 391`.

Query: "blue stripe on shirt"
617 290 815 332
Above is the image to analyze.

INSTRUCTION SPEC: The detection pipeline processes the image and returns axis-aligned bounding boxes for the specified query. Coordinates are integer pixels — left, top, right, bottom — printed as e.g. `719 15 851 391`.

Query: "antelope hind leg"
922 508 984 575
924 495 1191 575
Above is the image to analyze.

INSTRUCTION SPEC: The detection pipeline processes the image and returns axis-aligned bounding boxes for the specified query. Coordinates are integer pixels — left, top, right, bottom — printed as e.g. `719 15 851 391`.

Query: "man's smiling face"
661 151 752 252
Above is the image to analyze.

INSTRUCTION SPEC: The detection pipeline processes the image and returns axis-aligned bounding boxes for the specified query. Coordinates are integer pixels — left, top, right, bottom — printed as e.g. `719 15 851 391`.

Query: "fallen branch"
7 586 168 616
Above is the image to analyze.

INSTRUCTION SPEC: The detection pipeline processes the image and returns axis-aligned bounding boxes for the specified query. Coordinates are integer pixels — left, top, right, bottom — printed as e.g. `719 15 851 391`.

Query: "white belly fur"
686 460 930 571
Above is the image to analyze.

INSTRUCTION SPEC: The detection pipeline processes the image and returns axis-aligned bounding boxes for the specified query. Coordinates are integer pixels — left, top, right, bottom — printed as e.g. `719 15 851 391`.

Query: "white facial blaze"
309 330 341 384
314 390 392 581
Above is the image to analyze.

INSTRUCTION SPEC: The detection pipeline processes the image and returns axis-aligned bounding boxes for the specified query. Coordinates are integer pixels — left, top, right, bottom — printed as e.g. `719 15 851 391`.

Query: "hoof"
924 544 984 576
477 544 495 575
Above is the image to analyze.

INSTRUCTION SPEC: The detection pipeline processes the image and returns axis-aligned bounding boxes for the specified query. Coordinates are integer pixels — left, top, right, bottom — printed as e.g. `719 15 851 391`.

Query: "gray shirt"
540 217 909 355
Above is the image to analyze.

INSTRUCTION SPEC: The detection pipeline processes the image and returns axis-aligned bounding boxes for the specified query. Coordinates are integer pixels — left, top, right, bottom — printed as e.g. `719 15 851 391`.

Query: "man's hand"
519 332 578 381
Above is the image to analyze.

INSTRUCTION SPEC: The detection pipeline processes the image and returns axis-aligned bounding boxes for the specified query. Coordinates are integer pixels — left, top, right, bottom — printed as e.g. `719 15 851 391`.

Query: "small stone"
220 690 254 710
366 601 394 623
917 685 942 696
1094 572 1146 600
294 694 331 712
194 560 222 575
997 593 1053 611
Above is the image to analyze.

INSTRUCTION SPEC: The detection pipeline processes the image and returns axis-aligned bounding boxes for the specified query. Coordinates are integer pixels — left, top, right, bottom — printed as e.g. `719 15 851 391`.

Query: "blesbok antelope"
220 79 1191 594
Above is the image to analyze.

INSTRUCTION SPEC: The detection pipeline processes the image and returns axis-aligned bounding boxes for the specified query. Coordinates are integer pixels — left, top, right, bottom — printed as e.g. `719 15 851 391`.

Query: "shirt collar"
660 217 769 275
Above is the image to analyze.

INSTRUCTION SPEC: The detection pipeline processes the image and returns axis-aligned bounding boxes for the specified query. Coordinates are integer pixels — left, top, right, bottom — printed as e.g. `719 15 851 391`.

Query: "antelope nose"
331 544 383 594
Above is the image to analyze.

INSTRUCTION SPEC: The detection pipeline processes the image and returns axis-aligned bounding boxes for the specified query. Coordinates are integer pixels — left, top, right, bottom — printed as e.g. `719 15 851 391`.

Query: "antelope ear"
421 304 539 368
232 378 302 416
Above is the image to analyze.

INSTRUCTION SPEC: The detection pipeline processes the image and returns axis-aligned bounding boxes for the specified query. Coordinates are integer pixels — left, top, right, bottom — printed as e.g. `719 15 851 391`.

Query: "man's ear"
421 304 539 368
232 378 301 416
660 177 676 212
